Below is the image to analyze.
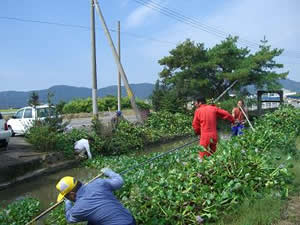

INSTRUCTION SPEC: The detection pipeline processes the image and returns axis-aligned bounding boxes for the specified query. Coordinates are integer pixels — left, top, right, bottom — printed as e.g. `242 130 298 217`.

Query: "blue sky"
0 0 299 92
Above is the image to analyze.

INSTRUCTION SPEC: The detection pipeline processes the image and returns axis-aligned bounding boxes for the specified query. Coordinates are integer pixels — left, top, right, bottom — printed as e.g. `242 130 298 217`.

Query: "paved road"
6 136 32 151
0 136 32 152
0 136 41 178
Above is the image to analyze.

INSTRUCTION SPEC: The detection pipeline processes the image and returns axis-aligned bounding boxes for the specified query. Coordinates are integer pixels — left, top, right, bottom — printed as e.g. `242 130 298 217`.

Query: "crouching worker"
74 137 94 160
111 111 125 131
56 168 136 225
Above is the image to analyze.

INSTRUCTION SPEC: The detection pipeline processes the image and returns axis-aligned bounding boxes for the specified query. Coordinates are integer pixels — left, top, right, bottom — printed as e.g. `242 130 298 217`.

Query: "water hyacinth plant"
5 106 300 225
0 198 41 225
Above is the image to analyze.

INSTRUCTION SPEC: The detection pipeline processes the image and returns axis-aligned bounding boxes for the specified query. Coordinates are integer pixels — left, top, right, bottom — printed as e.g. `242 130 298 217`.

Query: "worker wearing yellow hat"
56 176 78 202
56 168 136 225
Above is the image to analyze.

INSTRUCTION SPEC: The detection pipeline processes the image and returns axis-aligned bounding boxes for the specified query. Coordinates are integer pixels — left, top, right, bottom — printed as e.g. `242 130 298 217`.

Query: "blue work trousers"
231 123 244 136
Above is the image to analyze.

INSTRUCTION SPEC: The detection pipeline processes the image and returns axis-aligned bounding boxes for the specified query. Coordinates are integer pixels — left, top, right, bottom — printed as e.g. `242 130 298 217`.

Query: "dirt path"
277 195 300 225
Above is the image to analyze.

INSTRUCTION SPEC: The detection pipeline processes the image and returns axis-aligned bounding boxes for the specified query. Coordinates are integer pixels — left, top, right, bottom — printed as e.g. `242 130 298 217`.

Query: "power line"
0 16 90 30
132 0 259 48
0 15 299 59
134 0 300 55
132 0 232 42
0 16 175 46
110 28 177 45
136 0 300 57
131 0 300 57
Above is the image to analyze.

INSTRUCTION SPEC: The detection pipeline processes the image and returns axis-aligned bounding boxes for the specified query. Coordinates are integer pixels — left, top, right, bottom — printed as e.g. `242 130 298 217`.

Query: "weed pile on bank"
105 111 193 155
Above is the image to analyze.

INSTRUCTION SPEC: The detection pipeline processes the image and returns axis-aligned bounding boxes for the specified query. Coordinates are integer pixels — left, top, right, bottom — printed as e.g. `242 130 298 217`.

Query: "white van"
7 105 55 136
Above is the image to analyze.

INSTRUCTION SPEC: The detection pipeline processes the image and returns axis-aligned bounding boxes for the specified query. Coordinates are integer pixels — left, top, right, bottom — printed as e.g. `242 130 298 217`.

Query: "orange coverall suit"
192 104 234 159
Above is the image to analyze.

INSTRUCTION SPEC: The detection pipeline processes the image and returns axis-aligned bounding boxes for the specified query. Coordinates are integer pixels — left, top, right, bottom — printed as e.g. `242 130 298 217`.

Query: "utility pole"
117 21 121 112
93 0 143 123
91 0 98 118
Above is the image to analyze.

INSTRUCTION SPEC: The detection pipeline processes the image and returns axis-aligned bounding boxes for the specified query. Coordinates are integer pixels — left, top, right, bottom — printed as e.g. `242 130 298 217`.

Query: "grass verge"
216 136 300 225
216 198 283 225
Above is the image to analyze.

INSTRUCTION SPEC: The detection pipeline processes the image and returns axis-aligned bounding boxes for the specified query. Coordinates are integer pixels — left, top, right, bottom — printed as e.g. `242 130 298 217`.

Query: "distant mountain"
279 79 300 92
245 79 300 94
0 83 155 109
1 79 299 109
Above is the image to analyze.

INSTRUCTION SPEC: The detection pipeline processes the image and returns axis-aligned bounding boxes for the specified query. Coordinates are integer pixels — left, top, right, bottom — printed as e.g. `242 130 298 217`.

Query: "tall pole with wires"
93 0 143 123
117 21 121 112
91 0 98 118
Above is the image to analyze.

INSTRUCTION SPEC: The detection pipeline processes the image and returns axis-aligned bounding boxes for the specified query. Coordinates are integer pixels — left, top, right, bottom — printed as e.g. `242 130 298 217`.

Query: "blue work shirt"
65 170 134 225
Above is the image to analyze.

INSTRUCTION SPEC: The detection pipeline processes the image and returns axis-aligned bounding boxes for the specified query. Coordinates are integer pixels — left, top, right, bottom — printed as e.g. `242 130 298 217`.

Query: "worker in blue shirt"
56 168 136 225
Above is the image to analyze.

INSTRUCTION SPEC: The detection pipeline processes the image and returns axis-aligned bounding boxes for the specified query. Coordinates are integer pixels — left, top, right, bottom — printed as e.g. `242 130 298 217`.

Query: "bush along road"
1 106 300 224
25 111 194 157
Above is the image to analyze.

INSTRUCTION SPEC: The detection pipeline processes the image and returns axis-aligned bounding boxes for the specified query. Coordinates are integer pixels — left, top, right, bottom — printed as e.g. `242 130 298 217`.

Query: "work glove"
64 199 73 212
101 168 124 190
101 168 114 176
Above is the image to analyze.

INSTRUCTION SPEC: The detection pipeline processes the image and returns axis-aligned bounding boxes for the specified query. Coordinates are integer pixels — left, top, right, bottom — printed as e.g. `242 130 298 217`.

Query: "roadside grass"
291 136 300 193
275 135 300 225
0 109 17 120
216 136 300 225
0 109 17 112
215 198 283 225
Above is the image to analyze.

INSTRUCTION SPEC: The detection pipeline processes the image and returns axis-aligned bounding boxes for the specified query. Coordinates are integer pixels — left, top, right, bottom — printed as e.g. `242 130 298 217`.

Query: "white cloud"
125 0 165 29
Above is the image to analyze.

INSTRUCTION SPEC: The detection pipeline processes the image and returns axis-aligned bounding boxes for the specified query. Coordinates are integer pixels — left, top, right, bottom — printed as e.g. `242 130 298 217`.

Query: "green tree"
28 91 40 107
246 37 288 89
157 37 288 111
47 91 55 107
28 91 40 119
159 39 209 102
151 80 187 113
151 80 165 111
56 100 66 114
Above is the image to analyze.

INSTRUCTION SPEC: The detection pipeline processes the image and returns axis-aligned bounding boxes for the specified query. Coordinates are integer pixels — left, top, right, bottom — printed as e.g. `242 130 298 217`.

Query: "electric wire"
1 15 300 59
131 0 300 58
0 16 176 46
132 0 260 49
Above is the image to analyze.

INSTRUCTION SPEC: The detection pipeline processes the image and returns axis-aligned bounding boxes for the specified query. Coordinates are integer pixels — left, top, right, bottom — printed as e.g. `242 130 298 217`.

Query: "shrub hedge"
26 111 193 157
62 96 150 114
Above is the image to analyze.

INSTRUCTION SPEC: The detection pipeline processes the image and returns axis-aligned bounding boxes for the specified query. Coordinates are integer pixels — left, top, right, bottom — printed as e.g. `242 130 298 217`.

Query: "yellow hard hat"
56 176 78 202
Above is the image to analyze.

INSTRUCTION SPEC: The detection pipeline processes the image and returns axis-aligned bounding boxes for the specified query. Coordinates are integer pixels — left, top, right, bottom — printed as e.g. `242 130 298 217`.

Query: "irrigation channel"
0 133 230 224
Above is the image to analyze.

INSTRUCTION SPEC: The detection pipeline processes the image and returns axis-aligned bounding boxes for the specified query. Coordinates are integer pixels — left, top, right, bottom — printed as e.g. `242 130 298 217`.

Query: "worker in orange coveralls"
192 96 235 161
